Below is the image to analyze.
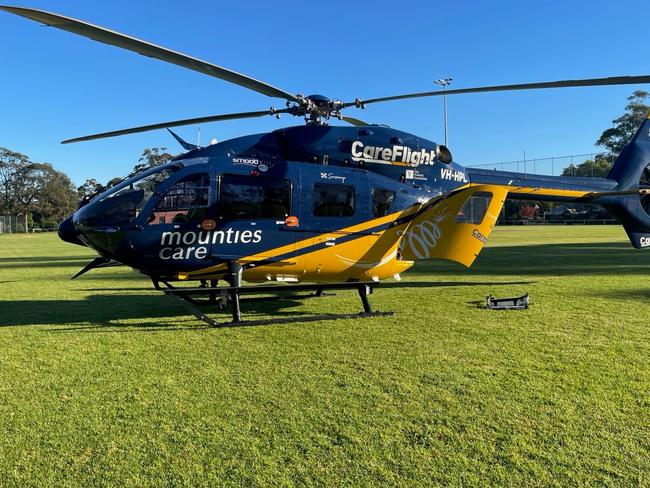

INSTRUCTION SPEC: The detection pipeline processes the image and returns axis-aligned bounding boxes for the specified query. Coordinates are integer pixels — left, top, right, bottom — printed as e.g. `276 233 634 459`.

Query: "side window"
217 174 291 220
313 183 355 217
455 191 493 224
148 173 210 225
372 189 396 217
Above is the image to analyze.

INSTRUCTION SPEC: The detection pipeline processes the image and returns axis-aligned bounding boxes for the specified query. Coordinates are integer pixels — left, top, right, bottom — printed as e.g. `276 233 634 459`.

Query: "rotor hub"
285 94 345 125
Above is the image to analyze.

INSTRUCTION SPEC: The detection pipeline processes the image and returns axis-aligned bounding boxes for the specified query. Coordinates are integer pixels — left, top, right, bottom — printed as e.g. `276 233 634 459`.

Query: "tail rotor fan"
639 164 650 215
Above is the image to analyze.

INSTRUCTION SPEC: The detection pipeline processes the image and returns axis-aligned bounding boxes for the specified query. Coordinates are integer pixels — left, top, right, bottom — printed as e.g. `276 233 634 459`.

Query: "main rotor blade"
347 75 650 107
62 109 289 144
0 6 299 102
341 116 369 127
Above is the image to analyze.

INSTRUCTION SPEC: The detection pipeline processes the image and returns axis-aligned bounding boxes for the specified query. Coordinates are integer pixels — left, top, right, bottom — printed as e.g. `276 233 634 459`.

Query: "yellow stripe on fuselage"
181 182 590 281
506 186 589 199
185 184 477 280
187 203 423 279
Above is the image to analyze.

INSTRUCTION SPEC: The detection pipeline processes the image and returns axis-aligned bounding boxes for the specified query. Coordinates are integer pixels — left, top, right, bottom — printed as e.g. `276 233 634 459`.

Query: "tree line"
561 90 649 177
0 148 77 231
0 147 172 232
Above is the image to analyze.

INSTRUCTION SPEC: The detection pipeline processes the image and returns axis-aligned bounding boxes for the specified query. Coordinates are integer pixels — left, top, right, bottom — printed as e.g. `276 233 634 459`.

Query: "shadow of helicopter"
1 278 536 331
0 293 312 330
591 288 650 302
3 241 645 330
0 255 95 268
378 280 534 289
410 242 650 277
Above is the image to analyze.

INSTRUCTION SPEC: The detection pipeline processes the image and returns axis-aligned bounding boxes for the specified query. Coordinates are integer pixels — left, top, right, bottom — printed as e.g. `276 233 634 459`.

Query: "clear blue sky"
1 0 648 185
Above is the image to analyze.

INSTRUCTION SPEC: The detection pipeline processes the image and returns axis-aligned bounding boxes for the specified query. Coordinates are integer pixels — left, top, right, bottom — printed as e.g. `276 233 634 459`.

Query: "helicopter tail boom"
467 112 650 249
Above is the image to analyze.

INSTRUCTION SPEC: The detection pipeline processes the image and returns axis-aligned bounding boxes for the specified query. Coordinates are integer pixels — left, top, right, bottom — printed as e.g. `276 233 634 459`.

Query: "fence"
466 152 606 176
0 215 27 234
464 151 625 225
498 219 618 226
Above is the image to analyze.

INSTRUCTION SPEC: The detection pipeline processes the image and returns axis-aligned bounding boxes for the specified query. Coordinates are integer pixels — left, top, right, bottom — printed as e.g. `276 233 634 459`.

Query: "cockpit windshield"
76 164 180 228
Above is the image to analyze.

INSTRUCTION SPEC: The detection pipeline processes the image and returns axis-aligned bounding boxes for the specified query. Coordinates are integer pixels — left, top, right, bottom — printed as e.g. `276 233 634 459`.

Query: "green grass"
0 226 648 487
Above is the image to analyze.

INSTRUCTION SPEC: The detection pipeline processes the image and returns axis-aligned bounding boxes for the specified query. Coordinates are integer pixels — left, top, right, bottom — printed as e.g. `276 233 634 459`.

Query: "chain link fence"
0 215 28 234
466 152 621 225
466 152 607 176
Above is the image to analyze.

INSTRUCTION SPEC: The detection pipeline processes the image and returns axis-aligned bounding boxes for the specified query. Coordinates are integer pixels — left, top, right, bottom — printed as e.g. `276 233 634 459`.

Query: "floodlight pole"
434 78 452 146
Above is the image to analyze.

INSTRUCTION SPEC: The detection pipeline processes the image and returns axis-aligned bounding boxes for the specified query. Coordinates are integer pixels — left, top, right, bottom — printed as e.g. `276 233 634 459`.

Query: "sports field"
0 226 648 486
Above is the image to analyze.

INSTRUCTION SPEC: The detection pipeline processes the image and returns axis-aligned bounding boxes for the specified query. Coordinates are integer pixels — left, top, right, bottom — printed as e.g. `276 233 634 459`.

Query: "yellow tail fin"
399 185 508 267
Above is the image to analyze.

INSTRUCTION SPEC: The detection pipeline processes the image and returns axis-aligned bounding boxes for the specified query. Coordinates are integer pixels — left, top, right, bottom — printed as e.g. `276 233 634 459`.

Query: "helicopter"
3 6 650 325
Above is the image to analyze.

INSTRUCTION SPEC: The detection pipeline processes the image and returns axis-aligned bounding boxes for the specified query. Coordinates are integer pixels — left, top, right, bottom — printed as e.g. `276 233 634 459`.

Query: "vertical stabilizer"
602 112 650 248
399 185 508 266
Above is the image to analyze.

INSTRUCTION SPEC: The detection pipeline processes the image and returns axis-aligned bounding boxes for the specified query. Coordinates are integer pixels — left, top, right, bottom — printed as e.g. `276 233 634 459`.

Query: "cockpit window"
148 173 210 225
101 168 175 203
76 165 178 228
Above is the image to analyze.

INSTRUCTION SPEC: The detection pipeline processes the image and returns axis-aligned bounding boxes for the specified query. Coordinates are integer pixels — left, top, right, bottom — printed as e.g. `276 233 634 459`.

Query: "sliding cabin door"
296 165 375 280
209 164 300 280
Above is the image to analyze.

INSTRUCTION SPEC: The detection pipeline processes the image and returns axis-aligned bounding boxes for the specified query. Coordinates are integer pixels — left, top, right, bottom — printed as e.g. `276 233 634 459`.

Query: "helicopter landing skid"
156 281 392 327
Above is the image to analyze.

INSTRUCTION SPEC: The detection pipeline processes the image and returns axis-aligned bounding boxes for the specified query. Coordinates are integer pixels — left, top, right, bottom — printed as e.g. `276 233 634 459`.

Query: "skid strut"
157 278 392 327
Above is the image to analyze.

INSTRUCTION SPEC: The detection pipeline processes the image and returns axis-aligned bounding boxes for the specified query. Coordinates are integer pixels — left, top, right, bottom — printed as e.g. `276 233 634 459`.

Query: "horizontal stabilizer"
71 257 123 279
580 188 650 200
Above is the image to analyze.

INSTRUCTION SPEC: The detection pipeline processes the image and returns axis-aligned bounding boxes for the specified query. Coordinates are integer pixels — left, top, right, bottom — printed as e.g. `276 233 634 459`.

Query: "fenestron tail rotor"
640 164 650 216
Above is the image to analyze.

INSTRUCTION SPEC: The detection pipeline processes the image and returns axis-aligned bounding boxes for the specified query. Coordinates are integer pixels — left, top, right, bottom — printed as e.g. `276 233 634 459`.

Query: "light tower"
434 78 453 146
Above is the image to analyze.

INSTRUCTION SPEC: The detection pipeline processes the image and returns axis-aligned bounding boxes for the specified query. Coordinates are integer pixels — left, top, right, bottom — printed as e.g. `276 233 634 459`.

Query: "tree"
106 177 123 189
561 156 612 177
0 148 30 214
131 147 173 175
0 152 45 232
560 91 649 179
596 90 649 159
77 178 106 199
32 164 77 228
0 149 77 231
0 145 174 231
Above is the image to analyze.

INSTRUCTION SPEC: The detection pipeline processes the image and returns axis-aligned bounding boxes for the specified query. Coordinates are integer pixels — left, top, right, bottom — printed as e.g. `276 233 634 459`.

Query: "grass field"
0 226 648 487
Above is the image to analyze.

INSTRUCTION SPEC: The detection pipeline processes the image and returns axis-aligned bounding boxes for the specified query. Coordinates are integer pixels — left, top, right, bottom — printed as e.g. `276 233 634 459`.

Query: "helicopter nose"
58 215 86 247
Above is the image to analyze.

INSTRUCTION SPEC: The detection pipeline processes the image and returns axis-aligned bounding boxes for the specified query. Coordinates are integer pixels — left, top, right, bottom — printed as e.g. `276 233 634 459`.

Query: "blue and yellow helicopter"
3 6 650 325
